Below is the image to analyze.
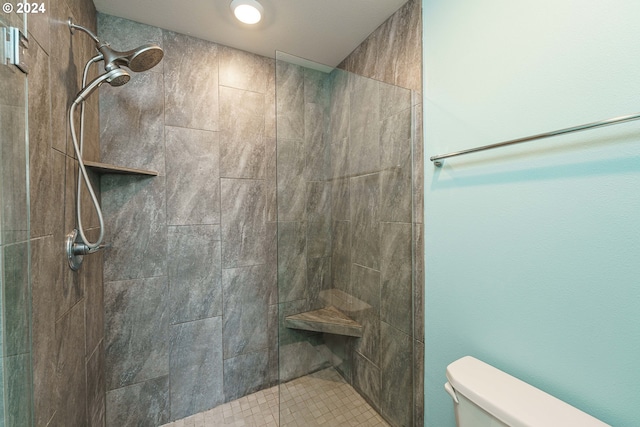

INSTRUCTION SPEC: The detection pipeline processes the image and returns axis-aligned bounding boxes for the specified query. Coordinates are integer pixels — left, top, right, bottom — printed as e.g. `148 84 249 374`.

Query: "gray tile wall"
275 51 420 427
23 0 107 424
338 1 425 425
98 15 277 424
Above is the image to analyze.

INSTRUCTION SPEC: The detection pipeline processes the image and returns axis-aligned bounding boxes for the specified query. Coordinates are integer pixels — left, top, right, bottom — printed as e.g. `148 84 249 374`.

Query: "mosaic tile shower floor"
161 368 390 427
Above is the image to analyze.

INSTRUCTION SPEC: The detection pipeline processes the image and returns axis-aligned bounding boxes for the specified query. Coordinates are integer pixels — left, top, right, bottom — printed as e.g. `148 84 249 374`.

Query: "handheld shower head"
98 43 164 73
74 68 130 103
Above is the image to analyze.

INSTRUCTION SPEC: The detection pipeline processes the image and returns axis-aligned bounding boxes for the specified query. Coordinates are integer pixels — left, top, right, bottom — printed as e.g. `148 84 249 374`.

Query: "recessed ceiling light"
230 0 264 25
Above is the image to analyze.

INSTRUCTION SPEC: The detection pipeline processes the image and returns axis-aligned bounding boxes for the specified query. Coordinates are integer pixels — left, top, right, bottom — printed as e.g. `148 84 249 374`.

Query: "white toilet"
444 356 611 427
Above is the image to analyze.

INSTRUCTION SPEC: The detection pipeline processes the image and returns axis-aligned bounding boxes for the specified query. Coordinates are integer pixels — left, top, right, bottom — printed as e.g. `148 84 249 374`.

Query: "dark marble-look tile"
163 30 219 131
101 175 167 281
168 225 222 324
219 86 265 179
220 178 267 268
351 264 381 366
324 333 353 382
380 322 412 427
223 350 269 402
165 126 220 225
331 220 351 293
31 236 58 426
394 0 423 93
278 340 332 383
380 83 413 120
0 105 28 244
306 181 330 223
105 276 169 390
170 318 224 419
98 14 164 74
222 264 272 359
277 221 307 303
304 68 330 105
307 257 332 310
264 57 276 139
275 61 304 140
28 0 51 54
331 178 350 221
307 221 331 260
277 138 306 221
2 243 30 356
268 304 279 385
83 233 104 355
305 103 329 181
4 353 33 427
219 46 269 93
350 174 380 270
380 157 412 224
328 69 350 146
414 224 424 343
380 222 413 335
28 38 54 238
414 339 425 427
413 100 424 224
56 302 88 426
100 71 165 175
266 221 278 305
87 342 106 427
105 376 169 427
277 299 315 348
49 0 80 154
349 77 380 175
266 138 277 223
371 15 398 85
353 352 381 412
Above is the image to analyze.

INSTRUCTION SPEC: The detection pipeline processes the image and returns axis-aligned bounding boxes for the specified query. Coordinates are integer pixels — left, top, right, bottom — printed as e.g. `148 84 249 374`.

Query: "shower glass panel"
276 52 415 427
0 8 34 427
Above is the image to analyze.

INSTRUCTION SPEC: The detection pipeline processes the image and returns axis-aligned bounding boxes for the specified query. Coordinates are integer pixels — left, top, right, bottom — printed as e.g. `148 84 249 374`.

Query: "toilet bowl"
444 356 611 427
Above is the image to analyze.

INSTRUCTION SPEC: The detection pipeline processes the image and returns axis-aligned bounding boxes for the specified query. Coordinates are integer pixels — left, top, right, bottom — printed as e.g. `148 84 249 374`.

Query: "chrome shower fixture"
67 18 164 73
65 18 164 270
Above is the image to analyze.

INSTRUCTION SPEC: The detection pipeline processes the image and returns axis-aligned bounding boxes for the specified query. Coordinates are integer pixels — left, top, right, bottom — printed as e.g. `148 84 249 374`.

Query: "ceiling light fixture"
230 0 264 25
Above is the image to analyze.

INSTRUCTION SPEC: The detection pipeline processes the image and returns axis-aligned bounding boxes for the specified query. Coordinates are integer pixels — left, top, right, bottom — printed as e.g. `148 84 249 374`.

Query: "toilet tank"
444 356 611 427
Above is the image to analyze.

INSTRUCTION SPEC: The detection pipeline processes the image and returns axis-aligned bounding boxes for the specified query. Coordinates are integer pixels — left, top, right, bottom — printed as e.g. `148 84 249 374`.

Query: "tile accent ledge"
285 306 363 337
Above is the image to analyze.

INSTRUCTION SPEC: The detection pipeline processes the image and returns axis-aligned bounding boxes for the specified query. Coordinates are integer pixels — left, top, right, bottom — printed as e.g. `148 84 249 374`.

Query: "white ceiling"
92 0 408 67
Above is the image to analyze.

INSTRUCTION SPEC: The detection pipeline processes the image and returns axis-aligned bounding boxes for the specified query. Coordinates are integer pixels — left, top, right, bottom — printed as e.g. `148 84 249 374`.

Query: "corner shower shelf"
285 306 363 338
84 160 158 176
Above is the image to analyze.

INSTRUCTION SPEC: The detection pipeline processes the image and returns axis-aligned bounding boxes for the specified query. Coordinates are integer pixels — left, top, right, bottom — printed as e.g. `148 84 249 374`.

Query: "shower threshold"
161 367 389 427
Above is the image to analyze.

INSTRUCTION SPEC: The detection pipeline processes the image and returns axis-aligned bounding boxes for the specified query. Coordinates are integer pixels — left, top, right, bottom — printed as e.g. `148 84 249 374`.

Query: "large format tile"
106 376 170 427
219 86 265 179
170 318 224 419
219 46 269 93
105 276 169 390
220 179 266 268
87 342 106 427
165 126 220 225
380 223 413 335
349 77 380 175
380 322 412 427
222 265 272 359
277 138 306 221
102 175 167 281
163 30 219 131
100 71 166 174
277 221 307 303
350 173 380 270
275 61 304 140
306 257 332 310
56 302 88 426
2 243 30 356
3 353 33 427
305 102 330 181
223 350 269 402
353 351 381 413
331 220 351 293
351 264 381 366
98 14 164 73
168 225 222 324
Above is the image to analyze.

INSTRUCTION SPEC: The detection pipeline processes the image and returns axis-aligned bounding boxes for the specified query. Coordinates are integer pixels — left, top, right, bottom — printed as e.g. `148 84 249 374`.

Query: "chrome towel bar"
430 112 640 167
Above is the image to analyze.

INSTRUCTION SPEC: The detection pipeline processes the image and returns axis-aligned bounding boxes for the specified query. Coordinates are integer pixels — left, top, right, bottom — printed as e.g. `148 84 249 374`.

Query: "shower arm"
67 18 101 44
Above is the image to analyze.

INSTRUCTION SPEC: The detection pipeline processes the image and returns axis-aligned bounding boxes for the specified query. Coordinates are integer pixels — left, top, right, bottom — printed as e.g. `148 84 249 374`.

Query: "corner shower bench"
284 306 363 337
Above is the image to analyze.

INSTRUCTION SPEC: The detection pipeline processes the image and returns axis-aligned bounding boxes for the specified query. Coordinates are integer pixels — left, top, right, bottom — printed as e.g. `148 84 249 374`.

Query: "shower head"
98 43 164 73
74 68 131 103
68 18 164 73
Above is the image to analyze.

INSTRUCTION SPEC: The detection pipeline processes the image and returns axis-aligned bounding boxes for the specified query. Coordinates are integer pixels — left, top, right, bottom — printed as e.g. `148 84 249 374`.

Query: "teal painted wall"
423 1 640 426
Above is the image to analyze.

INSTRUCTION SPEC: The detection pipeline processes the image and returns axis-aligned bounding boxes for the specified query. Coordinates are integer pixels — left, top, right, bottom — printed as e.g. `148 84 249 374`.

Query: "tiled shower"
0 0 422 425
